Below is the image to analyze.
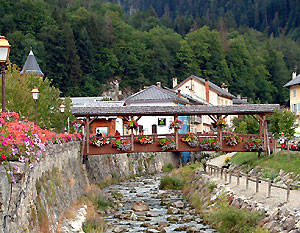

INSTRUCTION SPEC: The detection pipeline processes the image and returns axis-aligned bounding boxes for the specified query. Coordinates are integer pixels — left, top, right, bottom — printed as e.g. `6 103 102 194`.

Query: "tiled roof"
283 74 300 88
124 85 190 104
163 86 210 105
233 98 248 104
70 97 124 107
175 75 236 99
20 48 44 76
72 104 279 117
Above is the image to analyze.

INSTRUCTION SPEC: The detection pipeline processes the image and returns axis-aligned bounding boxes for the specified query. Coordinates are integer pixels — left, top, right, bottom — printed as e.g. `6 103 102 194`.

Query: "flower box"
112 139 131 151
158 138 176 151
135 135 153 145
245 138 264 151
169 119 183 130
200 137 221 150
181 132 199 147
223 134 243 146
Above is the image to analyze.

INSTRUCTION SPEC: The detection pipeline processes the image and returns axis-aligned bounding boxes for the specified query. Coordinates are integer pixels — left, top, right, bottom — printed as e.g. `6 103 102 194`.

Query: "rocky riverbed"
103 175 217 233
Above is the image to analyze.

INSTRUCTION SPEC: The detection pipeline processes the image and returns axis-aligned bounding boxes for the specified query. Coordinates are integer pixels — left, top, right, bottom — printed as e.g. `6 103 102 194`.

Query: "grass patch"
162 163 174 172
159 175 185 190
85 187 113 211
231 151 300 175
111 190 123 199
82 218 105 233
205 200 267 233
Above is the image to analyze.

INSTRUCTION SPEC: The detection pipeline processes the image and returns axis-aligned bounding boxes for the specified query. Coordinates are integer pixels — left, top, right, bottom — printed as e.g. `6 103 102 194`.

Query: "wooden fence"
206 164 300 202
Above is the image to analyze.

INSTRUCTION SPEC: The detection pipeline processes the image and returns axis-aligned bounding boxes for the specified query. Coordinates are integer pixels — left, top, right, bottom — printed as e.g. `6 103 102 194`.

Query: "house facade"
124 84 193 135
173 75 236 132
284 72 300 124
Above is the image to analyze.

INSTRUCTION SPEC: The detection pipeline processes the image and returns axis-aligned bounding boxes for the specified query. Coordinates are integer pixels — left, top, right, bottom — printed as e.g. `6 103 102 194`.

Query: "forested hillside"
1 0 300 104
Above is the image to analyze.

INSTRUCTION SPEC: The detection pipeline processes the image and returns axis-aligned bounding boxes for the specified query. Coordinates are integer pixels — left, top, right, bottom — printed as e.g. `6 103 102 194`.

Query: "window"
293 90 297 98
293 104 297 113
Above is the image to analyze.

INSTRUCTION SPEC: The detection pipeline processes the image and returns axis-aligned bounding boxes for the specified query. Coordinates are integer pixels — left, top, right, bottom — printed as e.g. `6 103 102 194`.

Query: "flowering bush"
245 138 264 151
158 138 176 151
112 139 131 151
0 112 82 184
126 120 139 130
135 135 153 145
169 119 183 130
225 156 230 164
200 137 221 150
72 119 84 131
216 119 226 128
223 134 243 146
181 132 199 147
90 135 109 147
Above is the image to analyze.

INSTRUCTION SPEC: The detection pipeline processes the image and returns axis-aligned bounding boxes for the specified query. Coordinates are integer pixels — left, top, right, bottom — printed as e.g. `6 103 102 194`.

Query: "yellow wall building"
284 72 300 124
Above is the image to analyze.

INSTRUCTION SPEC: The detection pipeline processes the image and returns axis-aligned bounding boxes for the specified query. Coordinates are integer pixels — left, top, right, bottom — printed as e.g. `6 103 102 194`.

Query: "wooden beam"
208 115 217 122
136 115 142 121
86 115 90 154
175 114 179 150
263 115 268 153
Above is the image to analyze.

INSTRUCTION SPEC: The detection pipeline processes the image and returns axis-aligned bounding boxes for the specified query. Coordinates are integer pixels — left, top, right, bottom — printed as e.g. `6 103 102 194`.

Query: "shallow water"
104 175 217 233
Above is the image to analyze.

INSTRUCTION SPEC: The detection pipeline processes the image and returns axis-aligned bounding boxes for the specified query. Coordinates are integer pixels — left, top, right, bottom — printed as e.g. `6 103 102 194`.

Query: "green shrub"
204 181 217 192
159 175 184 190
162 163 174 172
82 218 105 233
205 200 266 233
85 189 113 211
111 190 123 198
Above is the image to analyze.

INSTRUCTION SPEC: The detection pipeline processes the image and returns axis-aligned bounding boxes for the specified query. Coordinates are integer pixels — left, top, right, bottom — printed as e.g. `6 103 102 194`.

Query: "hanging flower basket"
90 135 109 147
169 119 183 130
200 137 221 150
112 139 131 151
181 132 199 147
158 138 176 151
135 135 153 145
215 119 226 128
126 120 139 130
72 119 84 131
245 138 264 151
223 134 243 146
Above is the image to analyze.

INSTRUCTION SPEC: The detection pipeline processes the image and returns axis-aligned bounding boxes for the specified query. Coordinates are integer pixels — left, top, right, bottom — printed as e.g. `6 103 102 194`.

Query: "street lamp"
0 36 11 112
59 104 65 133
31 87 39 125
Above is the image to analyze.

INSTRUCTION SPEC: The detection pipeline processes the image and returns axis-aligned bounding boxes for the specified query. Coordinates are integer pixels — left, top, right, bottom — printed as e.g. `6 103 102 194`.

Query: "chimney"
177 89 181 98
237 94 241 99
292 72 297 79
205 78 209 102
221 83 228 92
156 82 161 88
143 86 149 89
172 77 178 88
242 97 248 102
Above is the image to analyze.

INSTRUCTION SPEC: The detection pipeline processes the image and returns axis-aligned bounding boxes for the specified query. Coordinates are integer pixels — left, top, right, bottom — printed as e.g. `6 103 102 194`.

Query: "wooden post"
224 170 227 182
246 174 249 189
268 179 271 198
287 183 290 202
263 115 268 152
131 115 134 151
237 171 240 185
256 177 259 193
86 116 90 154
175 115 179 150
220 168 223 179
217 115 222 150
229 171 232 183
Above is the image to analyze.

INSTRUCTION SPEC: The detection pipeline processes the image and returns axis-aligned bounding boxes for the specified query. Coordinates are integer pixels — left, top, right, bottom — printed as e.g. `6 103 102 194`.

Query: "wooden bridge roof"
72 104 279 117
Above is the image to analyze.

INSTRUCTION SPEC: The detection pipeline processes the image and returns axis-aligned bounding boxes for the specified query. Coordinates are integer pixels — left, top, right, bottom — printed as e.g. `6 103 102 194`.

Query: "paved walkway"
207 152 300 211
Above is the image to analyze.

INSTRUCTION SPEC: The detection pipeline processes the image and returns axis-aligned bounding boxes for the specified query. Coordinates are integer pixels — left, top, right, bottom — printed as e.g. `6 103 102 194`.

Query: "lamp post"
0 36 11 112
59 104 65 133
31 87 39 125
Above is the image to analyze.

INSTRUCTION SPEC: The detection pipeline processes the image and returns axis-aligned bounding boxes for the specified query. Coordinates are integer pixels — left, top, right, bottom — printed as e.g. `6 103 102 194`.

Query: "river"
103 174 217 233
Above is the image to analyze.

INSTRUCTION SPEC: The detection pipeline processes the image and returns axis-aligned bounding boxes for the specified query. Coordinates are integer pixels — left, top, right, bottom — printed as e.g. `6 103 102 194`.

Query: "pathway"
207 152 300 211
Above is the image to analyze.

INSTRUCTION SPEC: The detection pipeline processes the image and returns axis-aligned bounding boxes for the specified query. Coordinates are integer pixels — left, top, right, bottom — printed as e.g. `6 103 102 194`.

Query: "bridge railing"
84 132 274 155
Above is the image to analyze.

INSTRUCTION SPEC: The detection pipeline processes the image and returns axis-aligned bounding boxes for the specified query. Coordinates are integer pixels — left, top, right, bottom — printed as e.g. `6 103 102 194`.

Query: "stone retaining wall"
85 151 180 184
0 142 89 233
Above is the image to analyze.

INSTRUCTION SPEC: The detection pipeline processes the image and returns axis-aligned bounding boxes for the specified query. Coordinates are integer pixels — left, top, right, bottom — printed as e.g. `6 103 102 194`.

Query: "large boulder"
132 201 149 211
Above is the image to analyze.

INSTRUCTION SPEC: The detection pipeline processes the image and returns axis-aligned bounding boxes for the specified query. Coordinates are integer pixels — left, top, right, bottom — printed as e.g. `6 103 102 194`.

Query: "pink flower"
1 153 6 160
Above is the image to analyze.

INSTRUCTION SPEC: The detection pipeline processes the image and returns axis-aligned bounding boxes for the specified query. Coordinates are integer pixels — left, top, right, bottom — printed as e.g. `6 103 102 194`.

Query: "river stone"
182 215 195 222
113 226 128 233
141 222 151 227
174 225 188 231
297 220 300 229
282 217 295 231
137 216 146 221
167 206 179 214
146 211 156 217
290 230 300 233
173 200 185 208
167 215 179 223
132 201 149 211
147 229 160 233
157 222 170 227
186 226 201 233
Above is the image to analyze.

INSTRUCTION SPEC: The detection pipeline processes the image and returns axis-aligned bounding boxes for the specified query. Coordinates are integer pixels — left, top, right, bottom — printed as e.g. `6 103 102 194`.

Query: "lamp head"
31 87 40 100
59 104 65 113
0 36 10 63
